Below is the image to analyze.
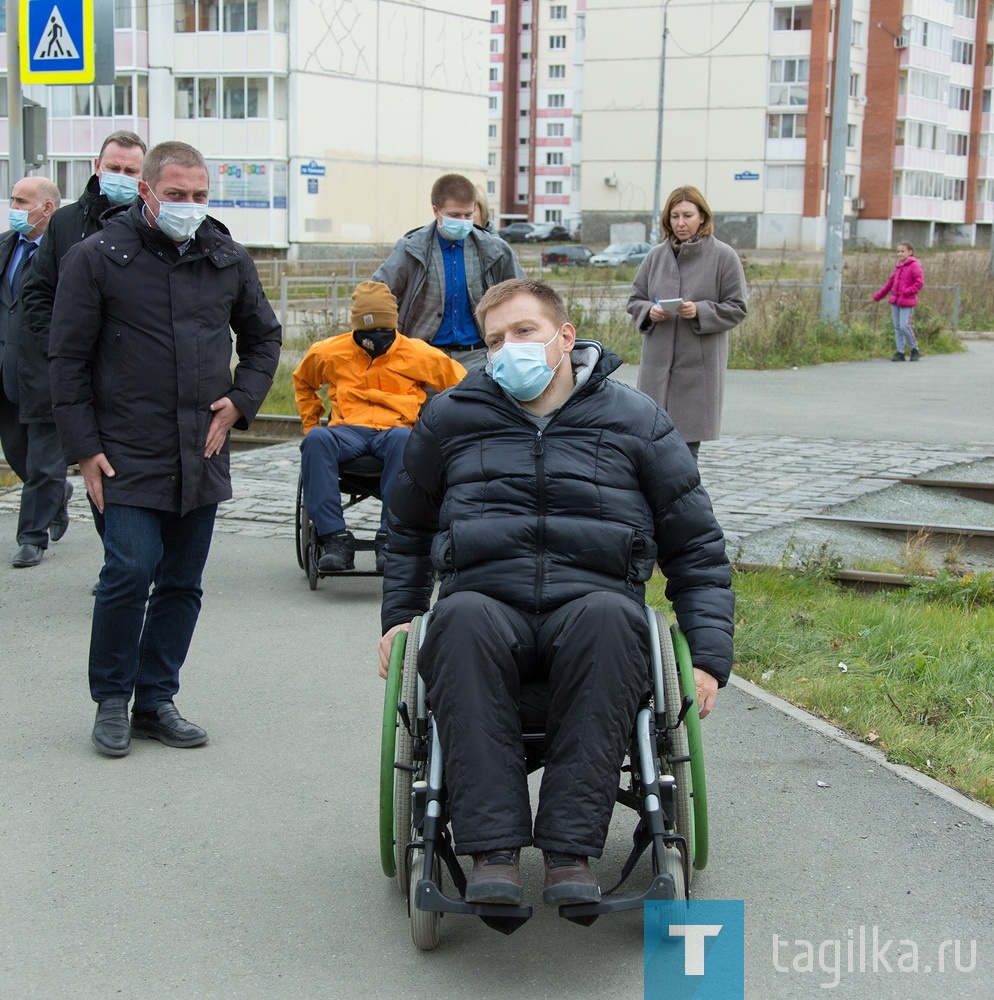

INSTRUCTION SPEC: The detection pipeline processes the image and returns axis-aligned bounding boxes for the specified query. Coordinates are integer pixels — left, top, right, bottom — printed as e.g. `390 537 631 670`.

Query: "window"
846 123 858 147
550 5 567 20
487 152 496 166
907 70 948 102
518 193 528 202
904 121 945 150
985 89 993 112
953 39 975 64
844 174 854 197
49 74 148 118
544 209 562 222
950 85 972 110
490 39 499 53
546 152 564 165
549 35 566 48
547 94 565 108
549 65 566 78
488 97 498 111
488 124 497 138
765 164 805 189
851 20 864 46
489 68 499 82
486 181 495 195
907 16 953 51
901 170 943 197
773 5 811 30
948 132 969 155
943 177 967 201
954 0 976 17
769 58 809 106
767 113 807 138
114 0 148 29
175 0 275 31
175 76 274 118
547 123 565 136
490 9 499 23
849 73 860 99
545 180 563 194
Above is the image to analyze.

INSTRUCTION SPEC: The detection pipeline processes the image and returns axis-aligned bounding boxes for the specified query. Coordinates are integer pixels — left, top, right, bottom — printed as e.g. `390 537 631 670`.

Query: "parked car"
589 242 652 266
523 223 575 243
499 222 539 242
541 244 594 267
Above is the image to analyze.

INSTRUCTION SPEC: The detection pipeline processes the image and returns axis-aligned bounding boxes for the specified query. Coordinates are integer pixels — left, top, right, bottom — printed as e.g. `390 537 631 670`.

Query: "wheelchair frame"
294 455 385 589
378 606 709 950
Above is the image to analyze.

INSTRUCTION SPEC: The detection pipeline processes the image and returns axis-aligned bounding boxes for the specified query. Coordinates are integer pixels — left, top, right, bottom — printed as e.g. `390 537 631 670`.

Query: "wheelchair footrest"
414 878 532 934
558 873 677 925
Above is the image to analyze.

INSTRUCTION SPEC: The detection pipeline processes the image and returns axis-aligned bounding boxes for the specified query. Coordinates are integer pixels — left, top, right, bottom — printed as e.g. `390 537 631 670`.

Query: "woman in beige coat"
627 186 747 460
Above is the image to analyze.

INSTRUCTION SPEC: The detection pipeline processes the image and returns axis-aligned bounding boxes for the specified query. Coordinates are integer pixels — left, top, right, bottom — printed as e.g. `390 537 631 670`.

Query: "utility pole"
650 0 673 245
7 0 25 180
820 0 854 325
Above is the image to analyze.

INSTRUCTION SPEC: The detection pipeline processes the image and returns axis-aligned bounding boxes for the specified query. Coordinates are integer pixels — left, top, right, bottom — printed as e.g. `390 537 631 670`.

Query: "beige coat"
627 235 746 442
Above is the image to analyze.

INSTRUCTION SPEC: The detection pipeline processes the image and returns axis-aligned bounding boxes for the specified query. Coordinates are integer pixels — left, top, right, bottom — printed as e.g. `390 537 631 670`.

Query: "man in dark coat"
0 175 61 567
49 141 281 758
377 278 734 907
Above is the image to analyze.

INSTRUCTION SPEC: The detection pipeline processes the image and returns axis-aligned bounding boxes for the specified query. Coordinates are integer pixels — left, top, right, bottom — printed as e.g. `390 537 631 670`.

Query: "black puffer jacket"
381 342 735 683
49 202 281 516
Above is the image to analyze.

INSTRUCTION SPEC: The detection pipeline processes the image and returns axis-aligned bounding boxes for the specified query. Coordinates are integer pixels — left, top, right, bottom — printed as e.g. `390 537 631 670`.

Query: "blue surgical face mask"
487 329 566 402
8 205 38 236
100 171 140 206
438 215 474 241
147 188 208 242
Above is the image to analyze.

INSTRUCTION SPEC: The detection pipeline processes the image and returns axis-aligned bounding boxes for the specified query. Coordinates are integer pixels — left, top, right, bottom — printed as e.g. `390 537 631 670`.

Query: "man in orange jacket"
294 280 466 572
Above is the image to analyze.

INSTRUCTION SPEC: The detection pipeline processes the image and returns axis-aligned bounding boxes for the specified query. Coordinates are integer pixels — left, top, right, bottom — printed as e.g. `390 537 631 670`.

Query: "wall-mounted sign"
734 171 760 181
300 160 326 177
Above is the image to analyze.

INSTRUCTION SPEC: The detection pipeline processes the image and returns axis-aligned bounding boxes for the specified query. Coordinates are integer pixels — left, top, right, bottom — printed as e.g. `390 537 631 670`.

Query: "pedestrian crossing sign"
20 0 95 84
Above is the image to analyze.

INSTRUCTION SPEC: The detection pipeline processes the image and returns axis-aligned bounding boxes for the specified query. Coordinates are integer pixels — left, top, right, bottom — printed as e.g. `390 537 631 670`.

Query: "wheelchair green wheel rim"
671 625 709 870
379 630 408 878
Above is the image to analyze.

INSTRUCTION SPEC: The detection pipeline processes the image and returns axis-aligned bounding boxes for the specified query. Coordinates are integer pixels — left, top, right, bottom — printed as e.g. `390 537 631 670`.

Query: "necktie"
10 241 36 297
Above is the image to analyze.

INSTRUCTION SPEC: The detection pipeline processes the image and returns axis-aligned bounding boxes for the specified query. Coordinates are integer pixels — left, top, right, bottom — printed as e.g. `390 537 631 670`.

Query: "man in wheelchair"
293 281 466 572
377 278 733 906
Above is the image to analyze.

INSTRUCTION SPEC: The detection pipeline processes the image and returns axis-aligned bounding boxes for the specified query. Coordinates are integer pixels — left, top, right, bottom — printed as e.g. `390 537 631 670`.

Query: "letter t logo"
669 924 724 975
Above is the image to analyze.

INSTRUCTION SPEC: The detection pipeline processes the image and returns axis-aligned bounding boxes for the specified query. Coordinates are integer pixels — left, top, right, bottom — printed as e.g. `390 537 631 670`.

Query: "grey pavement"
2 342 994 998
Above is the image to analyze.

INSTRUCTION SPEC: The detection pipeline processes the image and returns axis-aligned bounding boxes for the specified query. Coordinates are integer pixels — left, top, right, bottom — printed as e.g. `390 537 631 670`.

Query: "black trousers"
418 590 649 857
0 389 66 548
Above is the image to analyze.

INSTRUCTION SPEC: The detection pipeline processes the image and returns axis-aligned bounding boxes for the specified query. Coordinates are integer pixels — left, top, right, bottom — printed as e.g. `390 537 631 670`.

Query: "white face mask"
147 188 207 241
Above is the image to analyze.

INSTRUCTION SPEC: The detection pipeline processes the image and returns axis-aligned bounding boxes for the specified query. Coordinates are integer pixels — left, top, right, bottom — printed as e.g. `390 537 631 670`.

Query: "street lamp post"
650 0 673 245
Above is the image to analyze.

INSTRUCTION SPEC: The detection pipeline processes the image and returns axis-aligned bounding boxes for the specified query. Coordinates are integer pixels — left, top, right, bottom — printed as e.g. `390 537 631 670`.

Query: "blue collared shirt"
431 229 480 347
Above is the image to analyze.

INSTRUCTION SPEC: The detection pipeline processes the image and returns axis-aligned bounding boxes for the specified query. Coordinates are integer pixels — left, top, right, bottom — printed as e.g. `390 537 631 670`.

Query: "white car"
589 242 652 266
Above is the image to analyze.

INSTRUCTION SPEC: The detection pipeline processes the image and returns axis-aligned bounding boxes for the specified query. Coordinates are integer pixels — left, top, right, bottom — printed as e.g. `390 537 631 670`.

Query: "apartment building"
0 0 490 251
487 0 584 231
498 0 994 249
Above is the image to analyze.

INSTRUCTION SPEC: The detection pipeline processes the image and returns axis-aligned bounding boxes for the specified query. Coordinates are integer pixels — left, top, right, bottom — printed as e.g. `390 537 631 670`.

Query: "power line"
669 0 759 57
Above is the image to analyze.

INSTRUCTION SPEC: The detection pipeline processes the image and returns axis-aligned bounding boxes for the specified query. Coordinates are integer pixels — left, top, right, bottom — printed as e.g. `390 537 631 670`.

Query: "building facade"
1 0 490 251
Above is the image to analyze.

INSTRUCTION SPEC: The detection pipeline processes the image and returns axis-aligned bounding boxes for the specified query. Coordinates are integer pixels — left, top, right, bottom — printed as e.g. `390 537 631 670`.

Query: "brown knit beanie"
351 280 398 331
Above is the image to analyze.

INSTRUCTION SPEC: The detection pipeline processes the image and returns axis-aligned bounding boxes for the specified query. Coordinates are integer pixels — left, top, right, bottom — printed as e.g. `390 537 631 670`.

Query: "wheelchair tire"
651 610 694 884
294 475 305 570
394 617 423 897
671 625 709 871
379 629 408 878
409 849 441 951
661 842 688 901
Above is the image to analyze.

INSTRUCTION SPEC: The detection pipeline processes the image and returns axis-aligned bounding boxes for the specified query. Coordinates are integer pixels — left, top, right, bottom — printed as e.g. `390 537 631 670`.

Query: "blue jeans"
299 425 410 536
891 306 918 353
89 503 217 711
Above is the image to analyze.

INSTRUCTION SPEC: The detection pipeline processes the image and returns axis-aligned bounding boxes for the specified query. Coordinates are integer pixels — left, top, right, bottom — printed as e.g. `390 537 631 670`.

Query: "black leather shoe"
92 698 132 756
12 543 43 568
49 481 74 542
131 703 208 748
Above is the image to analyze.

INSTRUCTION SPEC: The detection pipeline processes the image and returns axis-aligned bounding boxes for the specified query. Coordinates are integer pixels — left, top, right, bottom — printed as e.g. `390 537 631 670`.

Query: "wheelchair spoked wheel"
394 617 423 897
408 849 442 951
379 630 408 878
294 475 306 570
671 624 710 871
651 611 695 884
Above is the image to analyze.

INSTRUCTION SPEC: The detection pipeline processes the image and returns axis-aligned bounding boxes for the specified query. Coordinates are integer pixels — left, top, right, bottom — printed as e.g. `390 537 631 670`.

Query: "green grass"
647 569 994 807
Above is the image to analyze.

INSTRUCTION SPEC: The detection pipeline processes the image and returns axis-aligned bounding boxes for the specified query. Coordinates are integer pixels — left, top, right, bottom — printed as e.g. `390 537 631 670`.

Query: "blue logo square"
644 900 744 1000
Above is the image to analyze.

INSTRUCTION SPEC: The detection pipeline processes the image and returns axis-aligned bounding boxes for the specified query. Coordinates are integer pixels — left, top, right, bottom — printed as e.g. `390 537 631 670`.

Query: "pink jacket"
874 256 924 308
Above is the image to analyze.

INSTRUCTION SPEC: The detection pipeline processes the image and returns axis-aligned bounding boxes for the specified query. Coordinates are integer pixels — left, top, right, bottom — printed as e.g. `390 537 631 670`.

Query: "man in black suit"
0 176 62 567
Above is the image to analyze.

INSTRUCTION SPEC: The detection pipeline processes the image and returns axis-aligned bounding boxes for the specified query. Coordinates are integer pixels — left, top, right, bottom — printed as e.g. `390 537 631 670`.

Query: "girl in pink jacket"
873 242 924 361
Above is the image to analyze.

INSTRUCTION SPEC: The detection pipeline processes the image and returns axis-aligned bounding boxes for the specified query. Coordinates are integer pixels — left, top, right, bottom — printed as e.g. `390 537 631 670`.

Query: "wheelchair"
378 605 709 950
295 455 385 589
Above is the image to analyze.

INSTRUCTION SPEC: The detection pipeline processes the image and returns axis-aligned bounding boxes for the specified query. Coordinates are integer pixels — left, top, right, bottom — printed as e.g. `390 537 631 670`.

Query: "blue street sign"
300 160 326 177
307 178 319 194
734 171 760 181
21 0 95 83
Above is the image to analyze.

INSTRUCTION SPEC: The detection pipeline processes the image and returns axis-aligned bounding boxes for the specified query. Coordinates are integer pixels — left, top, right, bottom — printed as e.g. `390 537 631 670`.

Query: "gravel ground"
733 456 994 575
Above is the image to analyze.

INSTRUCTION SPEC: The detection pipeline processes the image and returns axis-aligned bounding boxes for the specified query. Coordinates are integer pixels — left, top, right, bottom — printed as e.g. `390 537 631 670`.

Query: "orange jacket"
292 332 466 434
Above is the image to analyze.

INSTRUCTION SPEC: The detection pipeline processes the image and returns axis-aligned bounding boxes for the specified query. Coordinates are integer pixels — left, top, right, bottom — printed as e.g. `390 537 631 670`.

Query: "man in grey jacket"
372 173 523 371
